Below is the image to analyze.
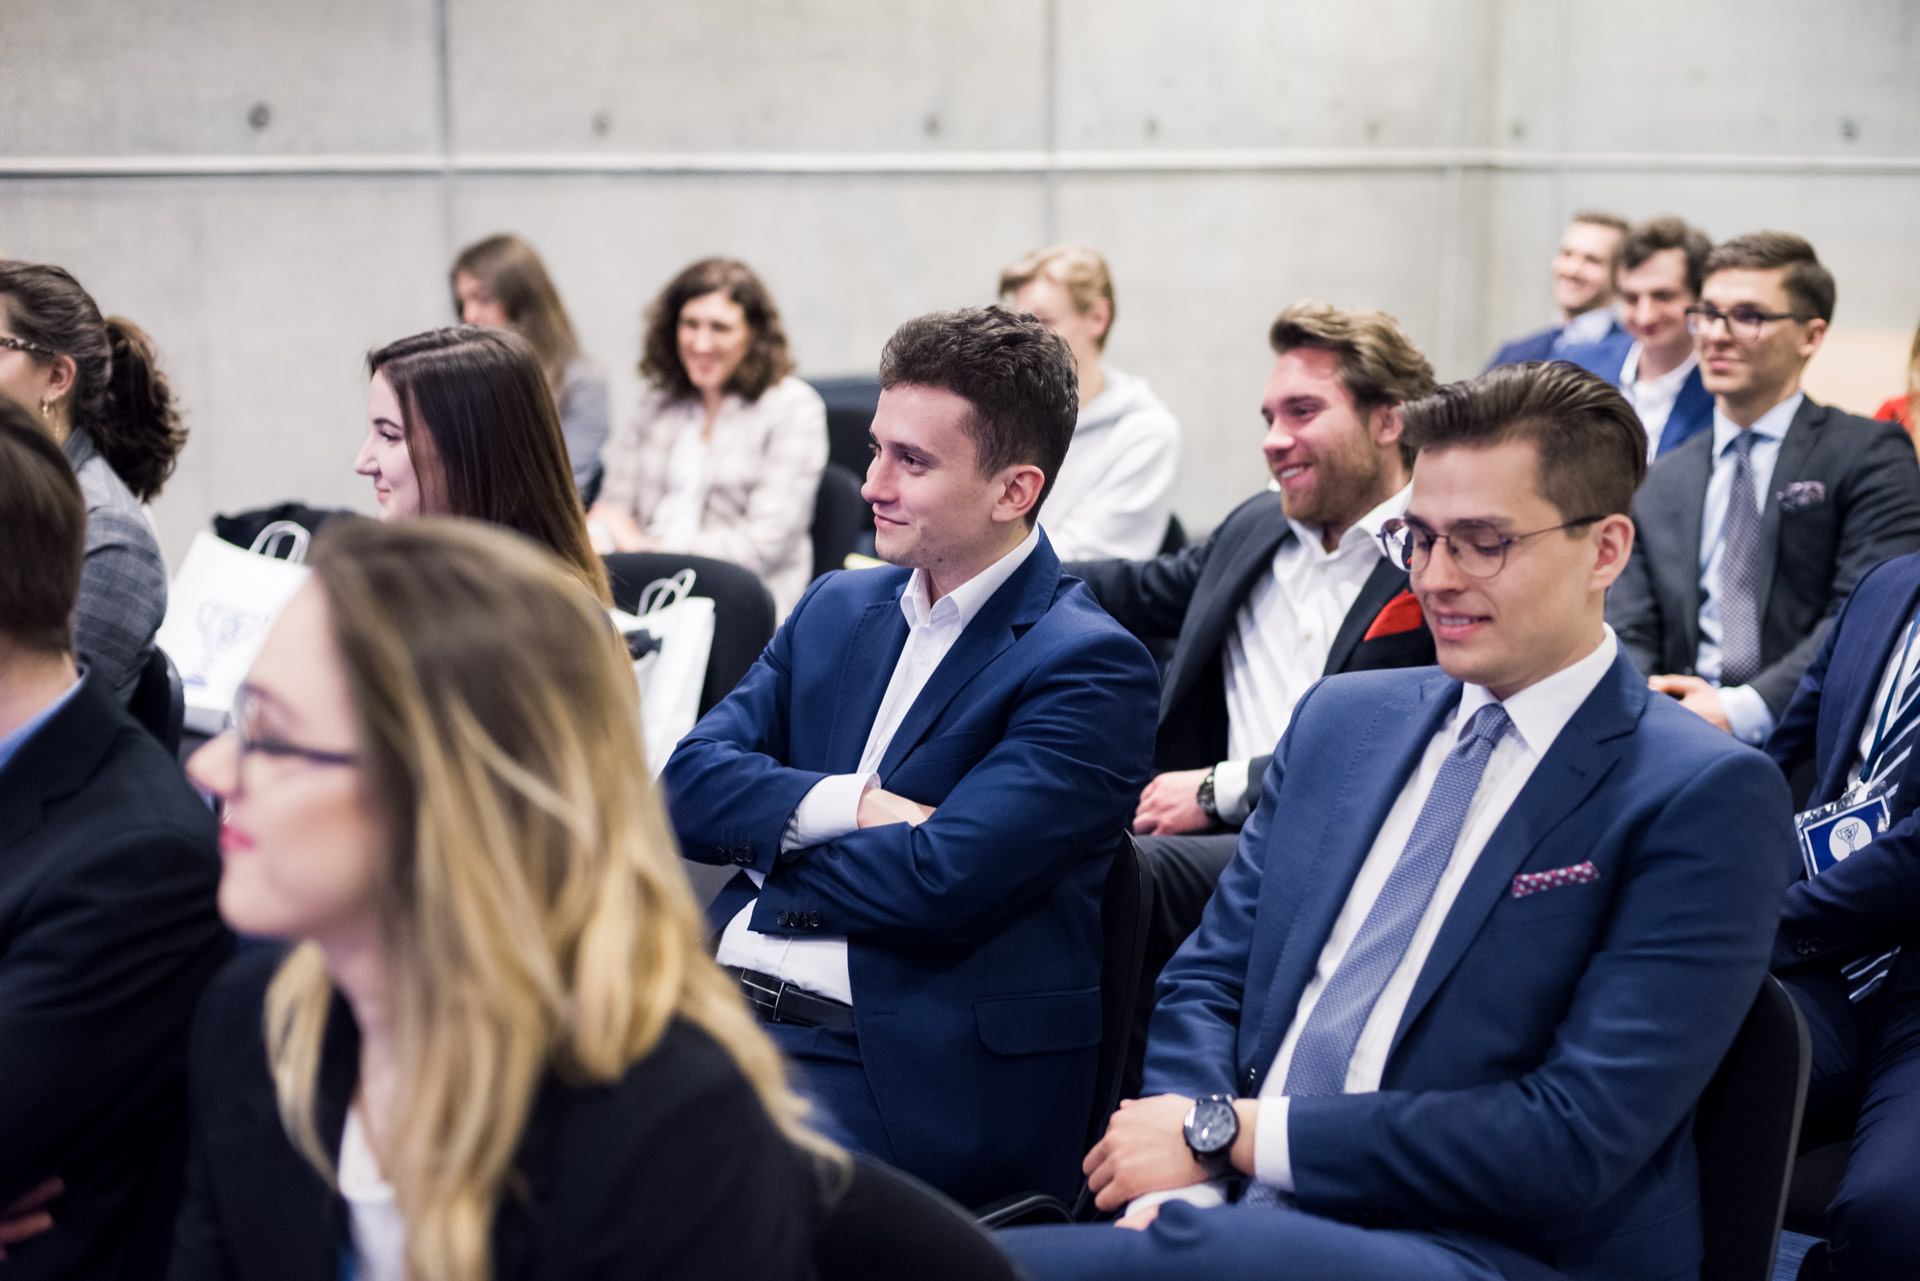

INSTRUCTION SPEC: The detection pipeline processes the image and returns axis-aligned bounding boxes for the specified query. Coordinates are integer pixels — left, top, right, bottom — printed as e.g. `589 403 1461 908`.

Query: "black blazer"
0 673 227 1281
169 948 821 1281
1608 397 1920 715
1070 491 1435 777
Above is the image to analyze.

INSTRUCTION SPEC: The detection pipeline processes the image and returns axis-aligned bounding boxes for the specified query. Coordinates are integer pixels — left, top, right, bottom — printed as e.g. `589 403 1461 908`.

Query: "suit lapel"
825 595 910 773
1387 653 1641 1058
877 539 1060 777
1248 674 1460 1067
1323 559 1410 674
1163 502 1290 716
1660 370 1714 455
1754 399 1824 630
0 675 118 850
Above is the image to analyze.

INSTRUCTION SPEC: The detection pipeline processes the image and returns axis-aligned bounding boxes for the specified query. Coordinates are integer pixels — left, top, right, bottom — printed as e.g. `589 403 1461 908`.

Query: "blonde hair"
998 244 1116 349
264 516 836 1281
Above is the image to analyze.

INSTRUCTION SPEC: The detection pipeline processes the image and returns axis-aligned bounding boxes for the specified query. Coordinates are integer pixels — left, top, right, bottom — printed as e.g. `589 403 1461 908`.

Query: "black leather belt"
726 966 856 1030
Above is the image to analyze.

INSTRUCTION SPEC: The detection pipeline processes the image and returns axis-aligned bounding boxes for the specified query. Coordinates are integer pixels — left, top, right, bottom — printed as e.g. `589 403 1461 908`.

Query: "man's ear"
1085 297 1113 346
1369 404 1404 450
994 463 1047 525
1589 512 1635 592
1797 316 1829 362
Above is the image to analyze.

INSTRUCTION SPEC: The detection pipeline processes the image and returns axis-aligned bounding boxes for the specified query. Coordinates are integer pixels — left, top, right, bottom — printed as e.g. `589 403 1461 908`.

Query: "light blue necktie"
1282 702 1512 1098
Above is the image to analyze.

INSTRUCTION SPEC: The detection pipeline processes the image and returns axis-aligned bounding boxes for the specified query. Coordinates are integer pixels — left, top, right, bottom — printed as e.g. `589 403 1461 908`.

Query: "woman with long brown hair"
352 325 610 604
0 261 186 701
173 517 835 1281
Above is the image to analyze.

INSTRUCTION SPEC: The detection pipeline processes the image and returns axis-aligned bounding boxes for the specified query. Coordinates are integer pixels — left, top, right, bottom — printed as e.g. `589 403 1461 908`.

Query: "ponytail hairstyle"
0 261 186 501
449 234 582 394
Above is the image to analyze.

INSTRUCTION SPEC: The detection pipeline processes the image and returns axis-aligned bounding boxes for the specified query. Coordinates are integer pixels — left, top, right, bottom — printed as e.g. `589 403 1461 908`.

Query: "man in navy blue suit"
1485 211 1627 369
1001 362 1791 1279
664 306 1158 1207
1561 216 1716 461
1767 549 1920 1279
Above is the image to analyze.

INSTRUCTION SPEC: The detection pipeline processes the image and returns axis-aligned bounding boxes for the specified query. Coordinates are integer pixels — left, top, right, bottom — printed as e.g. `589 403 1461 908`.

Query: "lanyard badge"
1795 780 1897 880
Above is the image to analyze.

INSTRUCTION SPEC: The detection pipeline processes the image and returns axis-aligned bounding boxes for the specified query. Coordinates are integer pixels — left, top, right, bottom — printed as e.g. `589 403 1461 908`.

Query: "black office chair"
1782 1139 1848 1278
808 374 883 477
128 647 185 758
1695 975 1811 1281
810 462 872 579
1158 513 1188 556
211 502 348 555
602 552 777 716
815 1155 1023 1281
976 833 1154 1228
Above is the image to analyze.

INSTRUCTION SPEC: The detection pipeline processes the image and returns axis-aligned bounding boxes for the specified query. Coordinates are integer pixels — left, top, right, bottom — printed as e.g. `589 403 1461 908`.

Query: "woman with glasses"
0 261 185 702
449 234 610 500
352 325 612 606
173 517 835 1281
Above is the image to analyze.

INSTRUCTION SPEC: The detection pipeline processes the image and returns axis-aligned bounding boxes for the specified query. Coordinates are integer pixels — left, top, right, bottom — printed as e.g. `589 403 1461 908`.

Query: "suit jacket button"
775 911 791 927
808 911 823 928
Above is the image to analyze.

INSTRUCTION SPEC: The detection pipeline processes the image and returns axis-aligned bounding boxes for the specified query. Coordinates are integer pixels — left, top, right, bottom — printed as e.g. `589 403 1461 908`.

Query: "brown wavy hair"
0 261 187 501
638 257 793 403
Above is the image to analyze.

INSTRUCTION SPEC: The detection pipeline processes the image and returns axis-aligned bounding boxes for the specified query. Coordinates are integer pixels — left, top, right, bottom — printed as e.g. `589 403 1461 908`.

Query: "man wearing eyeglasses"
0 405 227 1279
999 361 1790 1281
1607 231 1920 745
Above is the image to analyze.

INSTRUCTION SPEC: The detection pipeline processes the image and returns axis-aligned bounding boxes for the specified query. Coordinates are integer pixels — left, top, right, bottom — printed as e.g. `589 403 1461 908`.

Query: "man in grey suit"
1607 231 1920 744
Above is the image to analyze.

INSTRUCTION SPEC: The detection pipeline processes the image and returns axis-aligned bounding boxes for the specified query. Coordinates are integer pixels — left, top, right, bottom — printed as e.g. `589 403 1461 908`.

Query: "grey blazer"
63 427 168 703
1607 397 1920 716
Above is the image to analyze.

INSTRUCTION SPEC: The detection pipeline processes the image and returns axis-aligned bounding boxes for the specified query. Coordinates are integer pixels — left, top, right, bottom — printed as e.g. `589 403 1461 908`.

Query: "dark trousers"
1781 954 1920 1280
1126 832 1242 1097
762 1021 897 1164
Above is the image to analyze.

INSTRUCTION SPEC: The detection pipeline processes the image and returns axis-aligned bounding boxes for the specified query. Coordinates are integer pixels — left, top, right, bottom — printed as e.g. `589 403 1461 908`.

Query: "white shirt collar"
1621 343 1698 394
1452 627 1619 759
1283 485 1411 560
1711 391 1803 459
1561 307 1618 348
900 524 1042 630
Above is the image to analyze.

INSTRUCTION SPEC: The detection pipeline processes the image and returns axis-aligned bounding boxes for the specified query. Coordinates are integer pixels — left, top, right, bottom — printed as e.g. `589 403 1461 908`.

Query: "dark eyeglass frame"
0 334 60 361
1378 515 1605 580
227 686 360 774
1683 303 1814 343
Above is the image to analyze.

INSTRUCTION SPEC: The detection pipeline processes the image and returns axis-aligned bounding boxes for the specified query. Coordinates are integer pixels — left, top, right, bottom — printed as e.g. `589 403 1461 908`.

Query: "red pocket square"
1362 590 1424 641
1510 861 1599 898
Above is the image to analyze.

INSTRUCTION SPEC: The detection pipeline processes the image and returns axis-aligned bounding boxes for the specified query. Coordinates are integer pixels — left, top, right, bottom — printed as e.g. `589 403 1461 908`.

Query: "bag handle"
636 568 697 616
248 520 312 564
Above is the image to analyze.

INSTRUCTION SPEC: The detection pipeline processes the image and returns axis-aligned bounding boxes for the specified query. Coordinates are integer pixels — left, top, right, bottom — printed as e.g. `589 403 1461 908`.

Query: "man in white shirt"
1001 361 1792 1281
1071 303 1438 1042
1000 244 1183 560
663 306 1158 1208
1607 231 1920 744
1484 211 1629 368
1562 216 1717 461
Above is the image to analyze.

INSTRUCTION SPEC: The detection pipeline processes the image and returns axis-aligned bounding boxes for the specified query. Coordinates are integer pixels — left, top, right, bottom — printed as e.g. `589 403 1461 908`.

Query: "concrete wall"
2 0 1915 563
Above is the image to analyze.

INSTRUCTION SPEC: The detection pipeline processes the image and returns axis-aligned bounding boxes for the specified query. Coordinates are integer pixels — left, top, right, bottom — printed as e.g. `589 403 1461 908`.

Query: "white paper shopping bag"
155 530 311 733
609 569 716 775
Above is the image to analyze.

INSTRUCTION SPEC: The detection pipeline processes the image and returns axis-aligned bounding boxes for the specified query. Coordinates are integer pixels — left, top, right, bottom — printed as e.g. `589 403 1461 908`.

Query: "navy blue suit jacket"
1560 331 1713 457
1767 551 1920 973
1484 315 1624 371
1144 653 1789 1279
664 534 1158 1205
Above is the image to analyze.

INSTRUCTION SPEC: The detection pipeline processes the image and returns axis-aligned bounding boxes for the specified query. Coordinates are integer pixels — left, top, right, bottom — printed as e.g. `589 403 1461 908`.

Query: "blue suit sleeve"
750 627 1157 947
1284 748 1790 1226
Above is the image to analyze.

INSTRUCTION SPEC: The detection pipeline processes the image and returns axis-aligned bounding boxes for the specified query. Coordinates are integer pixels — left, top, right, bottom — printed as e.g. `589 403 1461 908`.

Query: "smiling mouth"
1276 464 1311 485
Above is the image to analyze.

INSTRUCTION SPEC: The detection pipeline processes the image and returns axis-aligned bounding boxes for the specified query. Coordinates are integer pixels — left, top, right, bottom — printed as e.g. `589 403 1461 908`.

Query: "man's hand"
856 787 935 829
1133 769 1212 836
0 1178 62 1262
1083 1095 1206 1212
1649 674 1732 733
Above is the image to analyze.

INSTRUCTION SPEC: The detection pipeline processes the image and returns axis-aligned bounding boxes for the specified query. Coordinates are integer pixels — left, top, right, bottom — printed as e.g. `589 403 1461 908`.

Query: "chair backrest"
128 646 185 757
807 374 883 477
810 462 871 579
815 1154 1022 1281
602 552 777 716
1694 975 1811 1281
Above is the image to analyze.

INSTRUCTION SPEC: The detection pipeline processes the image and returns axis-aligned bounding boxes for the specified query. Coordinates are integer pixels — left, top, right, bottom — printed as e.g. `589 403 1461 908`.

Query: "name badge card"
1794 779 1898 879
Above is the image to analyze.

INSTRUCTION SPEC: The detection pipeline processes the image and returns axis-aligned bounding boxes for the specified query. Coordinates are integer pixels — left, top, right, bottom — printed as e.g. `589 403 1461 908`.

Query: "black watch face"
1187 1096 1236 1155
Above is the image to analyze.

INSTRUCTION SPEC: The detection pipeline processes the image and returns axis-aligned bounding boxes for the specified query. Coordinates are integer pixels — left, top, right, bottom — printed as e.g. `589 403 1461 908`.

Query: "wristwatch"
1183 1094 1239 1178
1196 767 1220 820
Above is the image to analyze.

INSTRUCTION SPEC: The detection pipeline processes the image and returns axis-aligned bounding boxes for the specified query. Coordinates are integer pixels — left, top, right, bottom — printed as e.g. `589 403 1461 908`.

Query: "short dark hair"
639 257 795 403
877 306 1078 521
1704 231 1836 323
1618 216 1713 296
366 326 610 604
1268 301 1437 467
1400 362 1648 521
0 398 87 653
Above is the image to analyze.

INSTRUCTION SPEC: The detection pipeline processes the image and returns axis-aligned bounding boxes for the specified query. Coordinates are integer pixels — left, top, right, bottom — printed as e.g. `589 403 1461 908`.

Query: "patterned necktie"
1282 702 1512 1099
1718 432 1764 688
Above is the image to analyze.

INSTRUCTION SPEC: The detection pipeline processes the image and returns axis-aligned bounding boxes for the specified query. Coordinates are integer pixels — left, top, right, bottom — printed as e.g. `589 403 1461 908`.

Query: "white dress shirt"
1213 488 1409 820
1696 394 1802 745
1556 307 1619 353
1619 345 1699 460
340 1109 405 1281
1132 629 1618 1215
713 526 1042 1003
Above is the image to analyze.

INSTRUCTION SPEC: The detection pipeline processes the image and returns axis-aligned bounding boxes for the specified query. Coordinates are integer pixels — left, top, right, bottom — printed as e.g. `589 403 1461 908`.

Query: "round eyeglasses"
1377 515 1603 579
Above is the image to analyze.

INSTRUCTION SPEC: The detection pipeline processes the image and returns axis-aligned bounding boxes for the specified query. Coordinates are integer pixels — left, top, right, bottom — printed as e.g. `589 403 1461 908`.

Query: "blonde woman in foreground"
170 517 834 1281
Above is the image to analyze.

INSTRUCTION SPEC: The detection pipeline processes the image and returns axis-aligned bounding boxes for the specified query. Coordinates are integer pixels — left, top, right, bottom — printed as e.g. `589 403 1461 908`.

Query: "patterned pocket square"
1510 861 1599 898
1362 590 1424 641
1776 480 1827 512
